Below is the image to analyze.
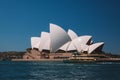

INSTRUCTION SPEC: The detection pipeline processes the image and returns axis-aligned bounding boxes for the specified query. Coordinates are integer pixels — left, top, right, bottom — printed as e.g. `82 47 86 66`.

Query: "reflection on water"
0 61 120 80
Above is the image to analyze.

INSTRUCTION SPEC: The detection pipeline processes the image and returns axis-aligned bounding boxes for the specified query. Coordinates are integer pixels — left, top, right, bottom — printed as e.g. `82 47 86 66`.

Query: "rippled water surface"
0 61 120 80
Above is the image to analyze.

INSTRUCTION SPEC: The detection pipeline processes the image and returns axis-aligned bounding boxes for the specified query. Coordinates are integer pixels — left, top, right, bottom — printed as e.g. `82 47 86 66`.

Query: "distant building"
23 23 104 59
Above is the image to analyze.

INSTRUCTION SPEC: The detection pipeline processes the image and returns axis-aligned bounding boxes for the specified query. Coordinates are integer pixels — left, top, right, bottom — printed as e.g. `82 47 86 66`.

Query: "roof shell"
31 37 41 49
59 42 71 51
77 35 92 45
68 29 78 40
68 36 92 52
42 38 51 50
50 23 71 52
39 32 50 52
81 44 89 52
88 42 104 54
67 42 77 51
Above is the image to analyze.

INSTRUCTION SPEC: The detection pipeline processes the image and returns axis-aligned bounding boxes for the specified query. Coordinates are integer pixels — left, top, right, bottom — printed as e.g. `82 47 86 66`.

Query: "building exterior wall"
23 49 41 59
23 49 73 59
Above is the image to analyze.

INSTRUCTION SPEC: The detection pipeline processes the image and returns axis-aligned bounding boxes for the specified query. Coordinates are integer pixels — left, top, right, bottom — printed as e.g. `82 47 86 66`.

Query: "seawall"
12 59 63 62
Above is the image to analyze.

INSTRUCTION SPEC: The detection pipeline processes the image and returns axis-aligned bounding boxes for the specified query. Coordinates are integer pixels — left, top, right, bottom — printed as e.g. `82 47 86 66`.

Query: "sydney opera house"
23 23 104 60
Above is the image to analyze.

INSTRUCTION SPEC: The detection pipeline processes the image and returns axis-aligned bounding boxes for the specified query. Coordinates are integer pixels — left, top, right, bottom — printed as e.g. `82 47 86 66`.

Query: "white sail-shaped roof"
31 37 41 49
88 42 104 54
50 23 71 52
78 36 92 45
30 23 105 54
67 42 77 51
39 32 50 52
68 36 91 52
68 29 78 40
71 38 82 52
59 42 70 51
81 44 89 52
43 39 51 50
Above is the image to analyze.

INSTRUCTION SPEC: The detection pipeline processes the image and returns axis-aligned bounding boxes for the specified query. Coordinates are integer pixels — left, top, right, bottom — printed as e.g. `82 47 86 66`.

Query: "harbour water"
0 61 120 80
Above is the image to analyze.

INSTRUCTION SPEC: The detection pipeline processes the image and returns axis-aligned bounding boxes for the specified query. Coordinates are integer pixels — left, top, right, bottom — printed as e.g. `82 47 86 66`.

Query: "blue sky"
0 0 120 54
